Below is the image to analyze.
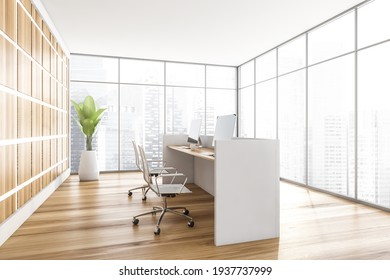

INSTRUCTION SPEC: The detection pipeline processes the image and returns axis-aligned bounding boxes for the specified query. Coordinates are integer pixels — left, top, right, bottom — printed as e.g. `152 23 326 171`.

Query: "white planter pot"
78 150 99 181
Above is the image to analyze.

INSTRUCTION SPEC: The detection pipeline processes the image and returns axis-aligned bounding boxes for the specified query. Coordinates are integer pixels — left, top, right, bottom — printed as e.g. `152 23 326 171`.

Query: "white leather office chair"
128 140 176 200
132 144 194 235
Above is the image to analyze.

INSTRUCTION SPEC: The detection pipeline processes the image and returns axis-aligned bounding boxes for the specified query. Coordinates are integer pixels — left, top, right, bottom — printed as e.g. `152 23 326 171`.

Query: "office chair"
128 140 176 200
132 144 194 235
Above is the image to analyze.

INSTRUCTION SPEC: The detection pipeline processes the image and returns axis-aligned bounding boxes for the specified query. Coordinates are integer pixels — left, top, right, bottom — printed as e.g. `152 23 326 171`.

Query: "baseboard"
0 169 70 247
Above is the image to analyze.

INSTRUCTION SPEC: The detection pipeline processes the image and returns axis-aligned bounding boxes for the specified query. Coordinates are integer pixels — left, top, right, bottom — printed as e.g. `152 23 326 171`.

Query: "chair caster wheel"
142 196 147 201
128 191 132 196
154 227 161 235
183 209 189 215
132 218 139 225
188 220 194 227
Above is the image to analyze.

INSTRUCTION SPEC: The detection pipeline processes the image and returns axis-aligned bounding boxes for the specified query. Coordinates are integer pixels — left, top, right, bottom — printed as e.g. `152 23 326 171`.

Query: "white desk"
163 134 280 246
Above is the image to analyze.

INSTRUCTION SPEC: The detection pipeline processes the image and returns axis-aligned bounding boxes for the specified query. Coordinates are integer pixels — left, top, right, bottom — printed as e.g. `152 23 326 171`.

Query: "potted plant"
71 95 106 181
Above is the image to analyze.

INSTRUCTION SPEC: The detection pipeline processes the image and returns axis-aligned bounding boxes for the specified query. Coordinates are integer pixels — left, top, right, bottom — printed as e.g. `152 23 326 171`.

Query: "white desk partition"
163 135 280 246
214 138 279 246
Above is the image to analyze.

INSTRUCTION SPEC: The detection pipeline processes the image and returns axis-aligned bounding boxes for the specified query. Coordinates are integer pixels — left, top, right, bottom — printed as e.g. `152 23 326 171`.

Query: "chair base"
132 197 194 235
128 185 150 200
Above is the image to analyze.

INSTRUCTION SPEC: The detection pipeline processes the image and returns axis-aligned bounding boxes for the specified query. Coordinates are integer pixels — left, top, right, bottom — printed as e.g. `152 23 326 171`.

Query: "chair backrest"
138 144 152 185
132 140 142 170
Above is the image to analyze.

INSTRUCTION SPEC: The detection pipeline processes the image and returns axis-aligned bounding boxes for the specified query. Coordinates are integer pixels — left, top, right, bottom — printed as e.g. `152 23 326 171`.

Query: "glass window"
358 41 390 208
278 70 306 184
166 87 205 135
120 85 164 170
70 82 119 172
206 89 236 135
278 36 306 75
255 79 276 139
70 55 118 83
255 50 277 82
308 54 355 196
70 55 236 174
206 65 236 89
238 86 254 138
120 59 164 85
239 60 254 88
358 0 390 49
166 63 205 87
308 11 355 65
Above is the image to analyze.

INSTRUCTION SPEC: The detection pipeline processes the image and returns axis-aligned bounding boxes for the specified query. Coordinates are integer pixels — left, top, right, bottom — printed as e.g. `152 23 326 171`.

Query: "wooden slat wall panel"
57 57 62 84
0 145 17 223
32 101 42 195
0 37 17 89
42 71 50 103
17 97 31 138
31 22 42 64
1 0 69 223
17 4 31 55
51 139 57 180
42 39 50 71
31 141 42 195
0 92 17 140
57 84 62 111
51 77 56 106
50 48 56 79
42 106 50 136
0 0 17 41
31 63 42 100
17 51 31 96
42 139 51 186
17 143 31 207
20 0 31 14
17 96 32 207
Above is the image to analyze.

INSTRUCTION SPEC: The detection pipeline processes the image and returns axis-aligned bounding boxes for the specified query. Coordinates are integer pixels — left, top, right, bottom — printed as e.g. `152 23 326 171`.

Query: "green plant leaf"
71 95 106 150
82 118 95 137
70 100 85 122
82 96 96 118
72 116 83 133
93 108 106 122
93 118 101 126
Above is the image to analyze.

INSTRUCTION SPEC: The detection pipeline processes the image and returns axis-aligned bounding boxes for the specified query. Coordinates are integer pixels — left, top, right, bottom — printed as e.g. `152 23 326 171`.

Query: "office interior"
1 0 390 259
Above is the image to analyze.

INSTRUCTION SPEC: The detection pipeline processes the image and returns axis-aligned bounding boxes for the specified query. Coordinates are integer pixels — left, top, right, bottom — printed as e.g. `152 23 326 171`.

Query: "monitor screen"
213 114 237 145
187 119 202 144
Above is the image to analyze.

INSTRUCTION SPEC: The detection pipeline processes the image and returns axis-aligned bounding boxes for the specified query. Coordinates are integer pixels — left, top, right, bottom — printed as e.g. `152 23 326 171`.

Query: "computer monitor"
187 119 202 144
213 114 237 146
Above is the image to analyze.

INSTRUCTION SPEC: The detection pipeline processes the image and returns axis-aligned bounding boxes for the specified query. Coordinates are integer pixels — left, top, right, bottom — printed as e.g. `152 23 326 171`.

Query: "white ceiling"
40 0 366 66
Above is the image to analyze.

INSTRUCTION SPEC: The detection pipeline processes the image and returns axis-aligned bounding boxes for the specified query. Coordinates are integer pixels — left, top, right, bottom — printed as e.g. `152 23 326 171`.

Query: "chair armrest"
147 159 167 168
158 173 186 177
153 173 188 189
153 167 176 170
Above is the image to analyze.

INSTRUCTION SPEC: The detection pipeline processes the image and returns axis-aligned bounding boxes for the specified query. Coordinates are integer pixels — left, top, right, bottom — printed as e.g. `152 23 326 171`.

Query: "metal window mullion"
118 58 121 170
354 8 358 200
236 67 240 137
164 62 167 135
276 48 279 140
305 33 309 186
204 65 207 135
253 61 256 138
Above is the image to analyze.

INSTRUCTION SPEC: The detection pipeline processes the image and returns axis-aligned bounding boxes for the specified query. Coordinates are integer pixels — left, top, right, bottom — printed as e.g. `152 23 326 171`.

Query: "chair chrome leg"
156 209 167 227
166 209 193 220
133 198 195 234
168 206 187 211
133 208 163 219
